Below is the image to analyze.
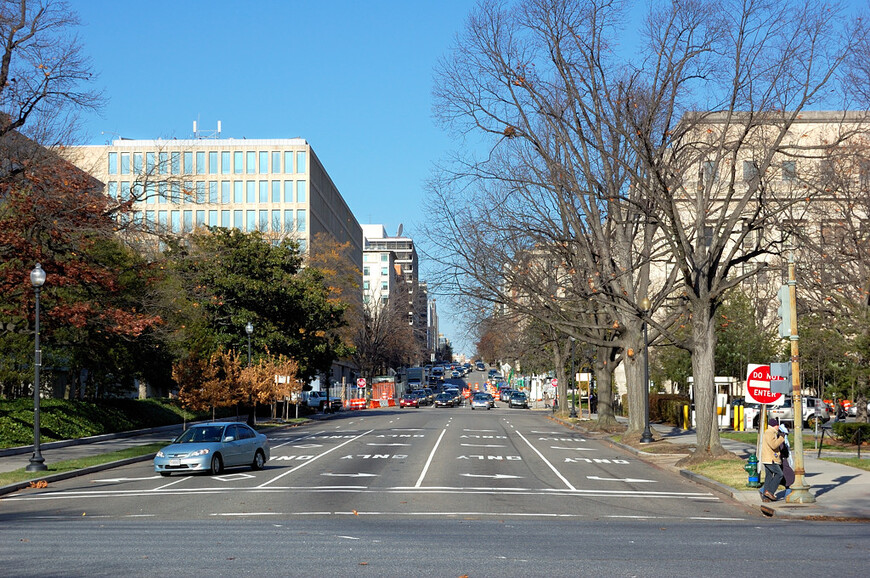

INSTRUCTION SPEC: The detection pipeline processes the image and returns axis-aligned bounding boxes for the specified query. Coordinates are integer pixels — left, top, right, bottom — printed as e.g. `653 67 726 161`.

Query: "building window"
296 209 307 232
743 160 758 182
284 151 293 173
221 181 230 204
171 182 181 204
272 151 281 173
259 181 268 203
159 152 168 174
381 282 388 291
171 152 181 175
296 180 307 203
209 151 218 174
271 210 281 232
234 181 244 203
183 210 193 232
197 151 206 175
120 152 130 175
158 210 168 231
146 152 156 173
271 181 280 202
184 152 193 174
195 210 205 227
221 210 230 228
234 151 243 174
381 267 388 275
107 181 118 199
381 253 388 262
221 151 231 174
259 151 268 174
284 180 293 202
158 183 167 204
259 209 268 231
782 160 797 182
171 210 180 233
233 209 243 229
108 152 118 174
145 210 155 225
208 210 218 226
363 267 370 276
246 210 256 231
209 181 218 203
195 181 206 204
133 152 143 174
700 160 717 185
246 181 256 203
297 151 306 173
298 239 306 252
363 281 370 291
284 209 294 232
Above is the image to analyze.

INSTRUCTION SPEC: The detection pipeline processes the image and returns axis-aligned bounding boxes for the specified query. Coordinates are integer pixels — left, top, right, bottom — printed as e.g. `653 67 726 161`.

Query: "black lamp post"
569 337 577 418
639 297 654 444
245 322 253 367
26 263 47 472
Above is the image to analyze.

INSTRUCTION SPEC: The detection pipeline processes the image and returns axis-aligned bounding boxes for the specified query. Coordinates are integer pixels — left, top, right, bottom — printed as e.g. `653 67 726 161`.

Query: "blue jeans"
763 463 783 496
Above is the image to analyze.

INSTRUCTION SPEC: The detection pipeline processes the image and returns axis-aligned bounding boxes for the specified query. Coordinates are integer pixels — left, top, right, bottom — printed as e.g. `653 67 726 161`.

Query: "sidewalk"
591 417 870 521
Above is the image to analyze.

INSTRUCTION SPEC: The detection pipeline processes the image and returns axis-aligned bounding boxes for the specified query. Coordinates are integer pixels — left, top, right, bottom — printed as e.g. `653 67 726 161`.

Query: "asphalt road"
2 403 869 576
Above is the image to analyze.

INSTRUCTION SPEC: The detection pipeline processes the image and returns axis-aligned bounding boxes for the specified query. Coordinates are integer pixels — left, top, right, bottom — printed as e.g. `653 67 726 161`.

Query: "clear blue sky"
74 0 479 355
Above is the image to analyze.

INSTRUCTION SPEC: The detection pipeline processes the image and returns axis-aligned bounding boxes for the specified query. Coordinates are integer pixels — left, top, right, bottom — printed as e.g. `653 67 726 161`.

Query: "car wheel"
210 453 223 475
159 472 171 477
252 449 266 471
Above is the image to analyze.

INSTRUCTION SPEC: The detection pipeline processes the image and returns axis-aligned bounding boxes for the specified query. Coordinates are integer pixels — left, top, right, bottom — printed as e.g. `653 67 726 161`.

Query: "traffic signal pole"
785 256 814 504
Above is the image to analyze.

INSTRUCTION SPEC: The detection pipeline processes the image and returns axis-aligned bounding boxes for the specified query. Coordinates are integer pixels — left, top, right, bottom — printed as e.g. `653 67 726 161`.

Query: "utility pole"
785 255 814 503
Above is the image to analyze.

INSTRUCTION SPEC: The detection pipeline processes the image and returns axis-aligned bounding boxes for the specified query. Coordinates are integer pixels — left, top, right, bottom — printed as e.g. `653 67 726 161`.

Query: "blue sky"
74 0 479 354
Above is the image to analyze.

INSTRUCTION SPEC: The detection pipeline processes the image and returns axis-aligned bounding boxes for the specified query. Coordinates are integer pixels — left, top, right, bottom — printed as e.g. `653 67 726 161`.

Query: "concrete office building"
63 134 362 269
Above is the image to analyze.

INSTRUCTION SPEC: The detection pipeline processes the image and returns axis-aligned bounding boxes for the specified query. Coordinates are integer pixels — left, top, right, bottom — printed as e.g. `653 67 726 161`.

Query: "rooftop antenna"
192 120 223 139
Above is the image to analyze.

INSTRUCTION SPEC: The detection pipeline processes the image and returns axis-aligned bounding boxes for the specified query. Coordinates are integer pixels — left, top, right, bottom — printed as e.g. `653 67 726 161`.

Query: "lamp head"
639 297 651 312
30 263 46 288
245 322 254 335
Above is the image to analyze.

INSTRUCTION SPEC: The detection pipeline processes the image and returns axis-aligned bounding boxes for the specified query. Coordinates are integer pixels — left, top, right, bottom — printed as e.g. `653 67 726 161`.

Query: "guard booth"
686 376 740 428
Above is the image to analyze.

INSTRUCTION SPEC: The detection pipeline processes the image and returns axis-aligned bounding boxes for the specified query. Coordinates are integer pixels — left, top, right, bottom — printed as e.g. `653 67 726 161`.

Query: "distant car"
769 396 830 428
434 393 455 408
445 388 461 405
488 369 498 378
499 389 514 402
154 422 269 477
476 362 486 372
451 370 461 378
509 391 529 409
399 392 420 408
470 393 491 410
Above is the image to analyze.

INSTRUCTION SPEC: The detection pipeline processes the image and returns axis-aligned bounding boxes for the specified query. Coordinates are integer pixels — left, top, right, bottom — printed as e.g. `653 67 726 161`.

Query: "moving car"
470 393 491 410
154 422 269 477
399 392 420 408
434 393 455 408
509 391 529 409
499 388 514 402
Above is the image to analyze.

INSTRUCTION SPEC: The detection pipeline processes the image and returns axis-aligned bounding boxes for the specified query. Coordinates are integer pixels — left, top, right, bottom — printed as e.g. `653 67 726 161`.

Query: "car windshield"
175 426 224 443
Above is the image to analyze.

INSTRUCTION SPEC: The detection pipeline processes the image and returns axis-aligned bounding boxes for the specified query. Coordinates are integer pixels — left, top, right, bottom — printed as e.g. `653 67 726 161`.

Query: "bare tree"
0 0 102 142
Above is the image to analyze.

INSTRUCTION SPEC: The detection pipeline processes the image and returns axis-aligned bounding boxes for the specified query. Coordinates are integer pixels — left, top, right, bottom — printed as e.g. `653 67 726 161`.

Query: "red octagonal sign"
746 364 783 405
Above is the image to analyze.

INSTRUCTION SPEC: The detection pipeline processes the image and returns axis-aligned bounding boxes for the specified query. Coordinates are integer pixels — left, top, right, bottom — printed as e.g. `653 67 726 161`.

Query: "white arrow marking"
587 476 657 483
94 475 162 482
460 473 522 479
550 446 596 451
460 443 506 448
366 443 411 447
291 444 323 449
321 473 378 478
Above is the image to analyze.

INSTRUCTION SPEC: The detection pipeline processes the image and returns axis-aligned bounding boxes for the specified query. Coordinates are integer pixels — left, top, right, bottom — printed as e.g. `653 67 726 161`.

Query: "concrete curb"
0 454 155 497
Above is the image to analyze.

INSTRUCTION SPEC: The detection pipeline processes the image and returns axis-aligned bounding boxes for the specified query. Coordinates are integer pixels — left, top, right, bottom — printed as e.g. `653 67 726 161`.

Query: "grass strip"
0 443 164 487
685 459 755 490
820 456 870 471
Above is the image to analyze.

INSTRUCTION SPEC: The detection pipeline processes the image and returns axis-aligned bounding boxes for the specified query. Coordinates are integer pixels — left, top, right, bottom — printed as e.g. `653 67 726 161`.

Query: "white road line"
515 430 576 491
460 443 506 448
550 446 595 451
257 429 373 488
153 476 192 491
414 428 447 488
463 429 496 432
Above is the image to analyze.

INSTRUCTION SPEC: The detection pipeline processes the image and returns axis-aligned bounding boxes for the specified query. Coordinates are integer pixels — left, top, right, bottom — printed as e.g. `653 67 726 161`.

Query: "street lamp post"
26 263 47 472
639 297 654 444
569 337 577 418
245 322 253 367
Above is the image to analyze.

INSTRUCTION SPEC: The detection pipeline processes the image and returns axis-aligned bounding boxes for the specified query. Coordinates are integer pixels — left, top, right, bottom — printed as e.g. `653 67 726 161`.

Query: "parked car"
154 422 269 477
769 396 830 428
470 393 491 410
399 392 420 408
434 393 455 408
509 391 529 409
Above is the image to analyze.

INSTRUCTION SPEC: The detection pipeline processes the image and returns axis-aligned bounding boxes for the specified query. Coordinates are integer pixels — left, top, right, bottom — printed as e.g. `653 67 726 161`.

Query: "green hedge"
831 422 870 445
650 393 691 426
0 398 230 449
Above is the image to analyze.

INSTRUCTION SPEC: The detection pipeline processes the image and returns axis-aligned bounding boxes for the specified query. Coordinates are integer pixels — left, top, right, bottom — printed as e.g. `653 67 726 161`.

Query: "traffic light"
777 284 791 339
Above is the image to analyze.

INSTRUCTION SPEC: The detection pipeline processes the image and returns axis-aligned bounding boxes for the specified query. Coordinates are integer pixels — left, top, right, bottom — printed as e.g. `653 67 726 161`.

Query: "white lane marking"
550 446 595 451
337 536 360 540
257 429 373 488
290 444 323 449
460 473 522 479
460 443 505 448
215 473 255 481
209 511 740 520
514 430 576 491
366 443 411 447
390 429 423 431
321 473 378 478
153 475 192 491
463 429 496 432
530 431 569 434
587 476 657 483
93 476 162 482
414 428 447 488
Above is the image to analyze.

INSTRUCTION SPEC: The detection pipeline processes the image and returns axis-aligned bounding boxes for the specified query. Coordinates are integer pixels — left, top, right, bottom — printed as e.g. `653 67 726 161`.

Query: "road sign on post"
769 362 791 394
357 378 366 388
745 364 784 405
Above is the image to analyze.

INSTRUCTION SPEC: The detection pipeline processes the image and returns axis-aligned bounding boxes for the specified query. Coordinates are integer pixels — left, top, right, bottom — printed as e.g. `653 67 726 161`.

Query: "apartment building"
63 136 362 269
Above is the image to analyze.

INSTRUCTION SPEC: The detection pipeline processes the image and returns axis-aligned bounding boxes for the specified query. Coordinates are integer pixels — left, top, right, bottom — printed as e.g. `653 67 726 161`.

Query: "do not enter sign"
357 378 366 388
746 364 784 405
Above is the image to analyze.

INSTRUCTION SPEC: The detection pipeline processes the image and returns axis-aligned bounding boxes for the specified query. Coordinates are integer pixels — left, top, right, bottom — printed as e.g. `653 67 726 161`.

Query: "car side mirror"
223 436 235 442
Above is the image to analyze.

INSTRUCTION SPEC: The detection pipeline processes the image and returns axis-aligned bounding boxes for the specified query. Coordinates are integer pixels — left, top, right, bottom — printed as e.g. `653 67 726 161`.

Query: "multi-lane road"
3 402 868 577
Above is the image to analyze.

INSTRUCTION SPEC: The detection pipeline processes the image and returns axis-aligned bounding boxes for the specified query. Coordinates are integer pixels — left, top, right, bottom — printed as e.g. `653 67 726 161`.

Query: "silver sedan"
154 422 270 477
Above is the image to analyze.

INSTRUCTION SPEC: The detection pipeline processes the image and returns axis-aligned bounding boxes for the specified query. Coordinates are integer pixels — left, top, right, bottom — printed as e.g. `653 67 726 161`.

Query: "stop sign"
746 364 784 405
357 378 366 388
551 378 558 387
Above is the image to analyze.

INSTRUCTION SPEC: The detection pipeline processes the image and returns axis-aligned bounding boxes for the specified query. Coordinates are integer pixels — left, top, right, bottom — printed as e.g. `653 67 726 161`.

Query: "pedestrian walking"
778 423 795 496
761 417 785 502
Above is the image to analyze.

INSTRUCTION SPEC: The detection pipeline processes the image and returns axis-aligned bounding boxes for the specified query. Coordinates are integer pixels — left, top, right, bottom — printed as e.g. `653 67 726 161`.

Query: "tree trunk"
553 339 568 417
624 324 647 436
593 349 619 428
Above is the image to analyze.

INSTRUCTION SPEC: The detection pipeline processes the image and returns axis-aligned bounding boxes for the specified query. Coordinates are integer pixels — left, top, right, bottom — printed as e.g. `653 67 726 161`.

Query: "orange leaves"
29 480 48 488
503 125 517 138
